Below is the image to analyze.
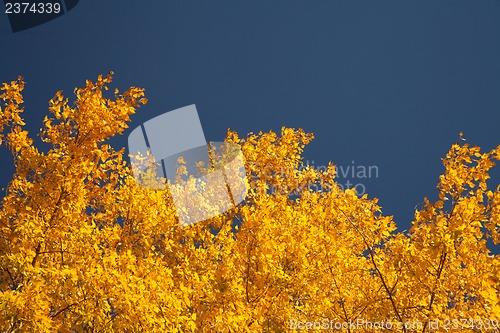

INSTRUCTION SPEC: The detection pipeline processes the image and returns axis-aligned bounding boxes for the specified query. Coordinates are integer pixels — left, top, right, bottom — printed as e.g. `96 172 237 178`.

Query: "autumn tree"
0 74 499 332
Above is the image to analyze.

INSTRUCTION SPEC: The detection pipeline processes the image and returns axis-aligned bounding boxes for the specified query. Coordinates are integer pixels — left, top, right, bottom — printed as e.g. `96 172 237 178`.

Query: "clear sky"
1 1 500 237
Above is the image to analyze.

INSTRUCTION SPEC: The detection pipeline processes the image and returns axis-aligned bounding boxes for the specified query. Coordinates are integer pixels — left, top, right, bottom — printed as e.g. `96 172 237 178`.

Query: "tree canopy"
1 74 499 332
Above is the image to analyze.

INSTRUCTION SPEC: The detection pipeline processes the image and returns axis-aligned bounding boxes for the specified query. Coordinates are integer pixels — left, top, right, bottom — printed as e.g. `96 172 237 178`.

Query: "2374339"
5 2 62 14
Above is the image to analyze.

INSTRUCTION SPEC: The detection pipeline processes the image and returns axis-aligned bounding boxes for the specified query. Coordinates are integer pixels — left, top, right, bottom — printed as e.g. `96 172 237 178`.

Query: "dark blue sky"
1 1 500 233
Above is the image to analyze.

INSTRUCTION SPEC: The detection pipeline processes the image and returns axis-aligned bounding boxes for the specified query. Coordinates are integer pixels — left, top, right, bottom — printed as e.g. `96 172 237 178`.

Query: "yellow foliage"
0 74 499 332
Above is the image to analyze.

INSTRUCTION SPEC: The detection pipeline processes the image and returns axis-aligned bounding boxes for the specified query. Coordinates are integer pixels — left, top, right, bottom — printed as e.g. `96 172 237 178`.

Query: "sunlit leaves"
0 75 499 332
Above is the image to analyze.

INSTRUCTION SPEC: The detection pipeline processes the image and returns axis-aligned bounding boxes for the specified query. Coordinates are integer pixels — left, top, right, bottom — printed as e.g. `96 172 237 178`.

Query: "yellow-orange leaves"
0 75 499 332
